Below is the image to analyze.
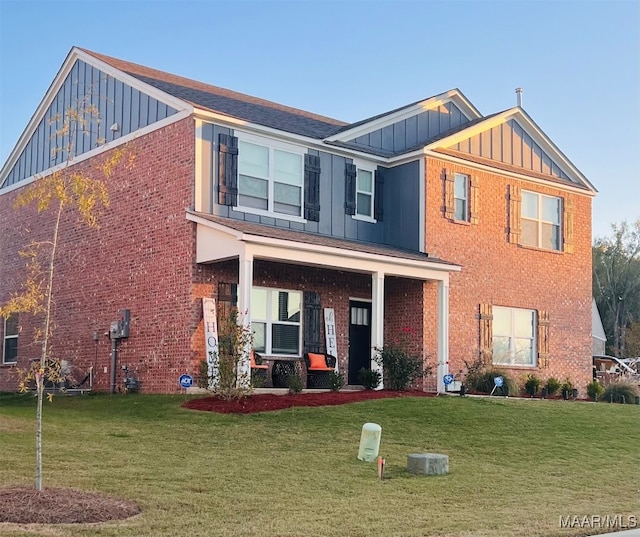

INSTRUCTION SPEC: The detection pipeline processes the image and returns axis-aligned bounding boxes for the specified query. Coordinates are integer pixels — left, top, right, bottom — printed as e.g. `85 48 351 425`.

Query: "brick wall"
0 117 197 393
424 156 593 394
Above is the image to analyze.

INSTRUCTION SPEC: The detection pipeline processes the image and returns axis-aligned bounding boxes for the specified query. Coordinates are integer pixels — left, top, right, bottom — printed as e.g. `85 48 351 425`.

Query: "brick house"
0 47 596 394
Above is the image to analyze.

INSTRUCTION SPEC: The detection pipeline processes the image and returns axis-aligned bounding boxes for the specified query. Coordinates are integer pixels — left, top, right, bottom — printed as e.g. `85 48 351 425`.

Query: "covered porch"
187 211 460 393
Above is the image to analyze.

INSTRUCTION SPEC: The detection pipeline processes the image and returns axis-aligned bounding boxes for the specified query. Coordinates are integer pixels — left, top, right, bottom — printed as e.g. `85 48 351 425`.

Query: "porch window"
3 313 18 364
251 288 302 356
492 306 536 366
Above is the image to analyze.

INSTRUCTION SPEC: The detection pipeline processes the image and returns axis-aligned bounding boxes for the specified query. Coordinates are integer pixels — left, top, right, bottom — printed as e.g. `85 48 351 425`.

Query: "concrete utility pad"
407 453 449 476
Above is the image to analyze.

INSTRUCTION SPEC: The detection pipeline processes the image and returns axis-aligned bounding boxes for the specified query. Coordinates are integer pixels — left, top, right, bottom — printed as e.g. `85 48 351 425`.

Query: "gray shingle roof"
82 49 347 139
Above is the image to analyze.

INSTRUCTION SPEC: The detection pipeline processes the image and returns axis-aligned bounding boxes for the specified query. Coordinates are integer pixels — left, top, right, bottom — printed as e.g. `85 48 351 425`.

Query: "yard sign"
203 298 219 388
324 308 338 371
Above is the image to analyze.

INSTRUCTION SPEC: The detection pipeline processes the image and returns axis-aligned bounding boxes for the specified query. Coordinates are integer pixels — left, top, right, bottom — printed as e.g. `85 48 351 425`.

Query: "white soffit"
187 213 458 281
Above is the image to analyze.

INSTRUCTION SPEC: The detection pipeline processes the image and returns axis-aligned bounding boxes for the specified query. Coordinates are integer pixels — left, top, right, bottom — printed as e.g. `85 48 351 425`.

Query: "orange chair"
304 352 336 389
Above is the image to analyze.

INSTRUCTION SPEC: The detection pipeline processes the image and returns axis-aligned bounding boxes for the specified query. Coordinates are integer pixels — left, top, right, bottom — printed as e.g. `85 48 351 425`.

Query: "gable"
347 101 472 155
1 58 179 190
452 118 571 181
427 108 596 191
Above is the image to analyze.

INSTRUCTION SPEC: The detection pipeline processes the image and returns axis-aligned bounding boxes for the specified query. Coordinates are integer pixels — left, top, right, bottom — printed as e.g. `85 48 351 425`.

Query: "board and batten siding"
348 102 470 154
204 123 421 252
454 119 572 181
2 59 178 190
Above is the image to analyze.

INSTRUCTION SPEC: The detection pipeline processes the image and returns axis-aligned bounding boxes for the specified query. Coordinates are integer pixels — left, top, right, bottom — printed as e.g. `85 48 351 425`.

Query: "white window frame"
3 313 18 365
492 306 537 367
454 173 469 222
235 132 307 223
353 160 376 223
521 190 562 251
251 287 302 357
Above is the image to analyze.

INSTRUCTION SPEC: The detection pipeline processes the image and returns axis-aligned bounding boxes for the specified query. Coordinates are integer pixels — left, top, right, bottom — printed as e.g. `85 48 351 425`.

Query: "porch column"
237 251 254 387
371 271 385 390
437 278 450 394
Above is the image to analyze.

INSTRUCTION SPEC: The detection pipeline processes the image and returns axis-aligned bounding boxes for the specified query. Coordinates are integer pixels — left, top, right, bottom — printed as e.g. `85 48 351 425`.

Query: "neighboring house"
592 298 607 356
0 47 596 394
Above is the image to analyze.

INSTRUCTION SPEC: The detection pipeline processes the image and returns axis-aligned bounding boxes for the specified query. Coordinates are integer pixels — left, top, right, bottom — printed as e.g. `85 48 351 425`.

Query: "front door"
348 301 372 385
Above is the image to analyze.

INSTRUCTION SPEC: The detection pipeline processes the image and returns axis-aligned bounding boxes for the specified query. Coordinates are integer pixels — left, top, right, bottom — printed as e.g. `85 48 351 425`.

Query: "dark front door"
348 301 372 385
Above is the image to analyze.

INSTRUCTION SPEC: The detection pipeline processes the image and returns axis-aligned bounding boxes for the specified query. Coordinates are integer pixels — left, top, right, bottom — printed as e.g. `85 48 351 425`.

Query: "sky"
0 0 638 239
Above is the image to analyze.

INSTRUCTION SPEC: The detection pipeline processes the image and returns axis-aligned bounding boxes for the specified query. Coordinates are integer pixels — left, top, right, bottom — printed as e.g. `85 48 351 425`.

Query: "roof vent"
515 88 523 107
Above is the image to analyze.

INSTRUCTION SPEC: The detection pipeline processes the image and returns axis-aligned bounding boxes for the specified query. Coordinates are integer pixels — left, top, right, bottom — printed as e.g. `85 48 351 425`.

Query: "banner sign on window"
324 308 338 371
203 298 219 388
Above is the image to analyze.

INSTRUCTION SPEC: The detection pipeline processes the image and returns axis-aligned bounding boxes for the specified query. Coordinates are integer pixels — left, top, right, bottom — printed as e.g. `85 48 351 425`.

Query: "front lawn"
0 393 637 536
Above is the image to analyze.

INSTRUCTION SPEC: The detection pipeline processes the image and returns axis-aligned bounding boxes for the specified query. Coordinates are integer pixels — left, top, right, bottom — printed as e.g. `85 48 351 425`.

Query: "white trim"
371 273 385 390
419 158 426 252
324 89 482 143
235 131 306 221
437 281 449 394
1 47 192 188
491 306 537 367
1 111 191 195
426 107 596 193
251 286 302 358
423 149 596 197
186 212 460 280
352 158 377 222
194 118 205 213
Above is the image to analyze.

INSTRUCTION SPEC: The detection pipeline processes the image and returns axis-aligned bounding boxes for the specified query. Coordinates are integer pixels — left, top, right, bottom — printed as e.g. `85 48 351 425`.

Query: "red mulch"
183 389 435 414
0 487 140 524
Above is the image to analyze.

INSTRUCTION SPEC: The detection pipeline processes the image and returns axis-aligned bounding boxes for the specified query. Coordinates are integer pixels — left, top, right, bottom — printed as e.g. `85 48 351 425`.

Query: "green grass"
0 393 638 537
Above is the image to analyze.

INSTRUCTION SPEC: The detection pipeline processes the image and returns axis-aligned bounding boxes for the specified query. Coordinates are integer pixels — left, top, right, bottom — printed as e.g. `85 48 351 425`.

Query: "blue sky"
1 0 638 238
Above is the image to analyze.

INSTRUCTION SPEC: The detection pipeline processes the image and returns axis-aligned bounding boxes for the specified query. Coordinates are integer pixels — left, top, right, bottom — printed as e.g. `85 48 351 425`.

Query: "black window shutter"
218 282 238 320
374 169 384 221
218 133 238 206
304 154 321 222
344 163 357 215
303 291 321 353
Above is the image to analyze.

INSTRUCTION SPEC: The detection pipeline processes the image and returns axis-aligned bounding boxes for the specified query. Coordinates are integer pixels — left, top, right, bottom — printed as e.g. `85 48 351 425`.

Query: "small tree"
374 327 431 391
210 307 253 400
0 96 134 491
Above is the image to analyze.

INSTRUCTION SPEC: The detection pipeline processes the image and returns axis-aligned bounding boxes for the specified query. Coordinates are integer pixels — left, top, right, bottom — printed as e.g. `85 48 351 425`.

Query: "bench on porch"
304 352 336 389
250 351 268 382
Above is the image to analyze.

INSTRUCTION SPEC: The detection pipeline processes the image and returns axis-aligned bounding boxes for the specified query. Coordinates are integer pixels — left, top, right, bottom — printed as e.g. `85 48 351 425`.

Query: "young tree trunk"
35 199 64 491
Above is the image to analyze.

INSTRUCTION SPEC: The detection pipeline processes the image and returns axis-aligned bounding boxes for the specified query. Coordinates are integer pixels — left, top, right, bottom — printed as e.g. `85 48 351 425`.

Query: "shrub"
600 381 639 404
466 368 517 396
287 374 304 394
544 377 561 395
586 380 605 401
198 359 209 389
374 328 430 391
524 374 541 396
328 371 344 392
358 368 382 390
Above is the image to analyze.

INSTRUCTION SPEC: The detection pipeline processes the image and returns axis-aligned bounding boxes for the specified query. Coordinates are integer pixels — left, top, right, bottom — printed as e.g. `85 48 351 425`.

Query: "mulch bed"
0 487 140 524
183 389 435 414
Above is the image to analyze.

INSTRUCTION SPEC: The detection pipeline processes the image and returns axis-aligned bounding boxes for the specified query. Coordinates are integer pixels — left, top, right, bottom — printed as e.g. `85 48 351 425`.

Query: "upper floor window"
251 288 302 356
492 306 536 366
237 136 304 218
454 173 469 221
521 191 561 250
3 313 18 364
356 168 374 218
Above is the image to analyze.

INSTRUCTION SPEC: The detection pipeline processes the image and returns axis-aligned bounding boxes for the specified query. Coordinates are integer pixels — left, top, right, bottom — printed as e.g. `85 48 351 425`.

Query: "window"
454 173 469 221
238 137 304 218
521 191 561 250
356 168 374 218
3 313 18 364
492 306 536 366
251 288 301 356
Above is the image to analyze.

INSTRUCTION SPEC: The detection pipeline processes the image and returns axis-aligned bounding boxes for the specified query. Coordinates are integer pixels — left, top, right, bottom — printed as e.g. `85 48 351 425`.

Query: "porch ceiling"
186 211 460 281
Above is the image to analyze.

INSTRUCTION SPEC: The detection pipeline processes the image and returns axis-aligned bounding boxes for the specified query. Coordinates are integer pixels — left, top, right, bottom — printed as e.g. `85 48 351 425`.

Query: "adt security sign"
443 374 454 386
494 376 504 387
179 374 193 389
